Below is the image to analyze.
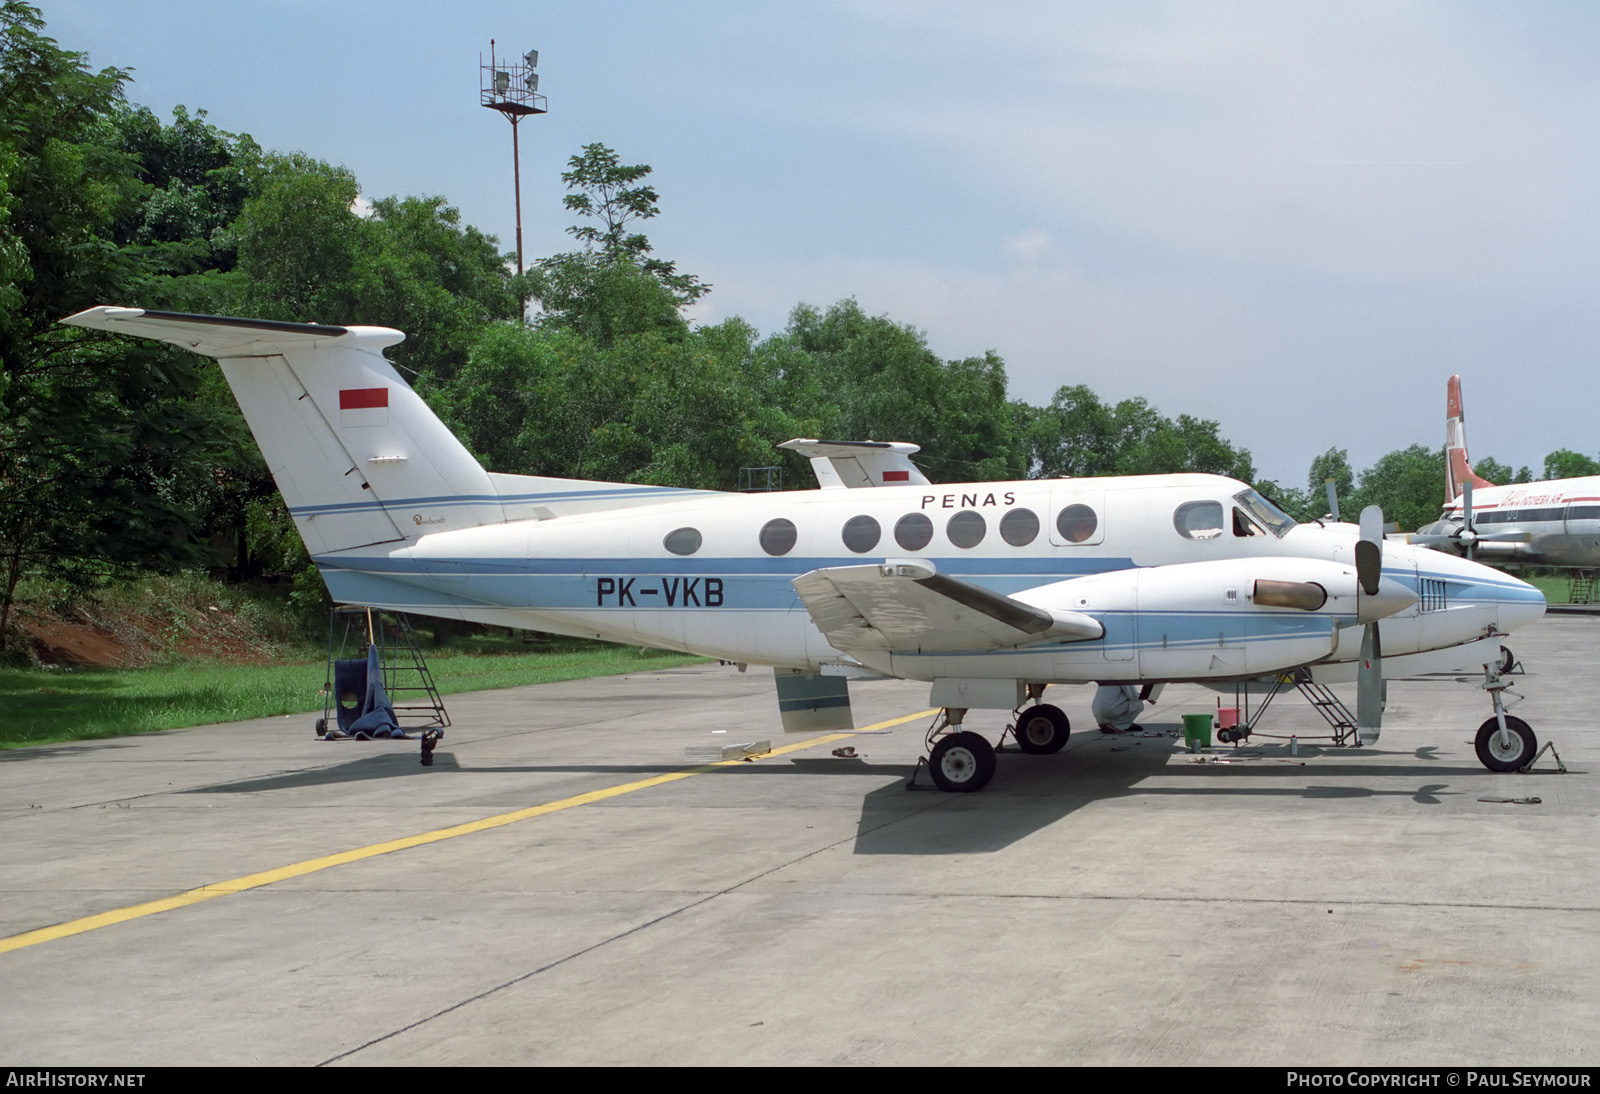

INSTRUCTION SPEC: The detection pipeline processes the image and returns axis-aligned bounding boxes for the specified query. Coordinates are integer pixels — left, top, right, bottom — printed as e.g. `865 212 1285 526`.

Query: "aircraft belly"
1538 532 1600 567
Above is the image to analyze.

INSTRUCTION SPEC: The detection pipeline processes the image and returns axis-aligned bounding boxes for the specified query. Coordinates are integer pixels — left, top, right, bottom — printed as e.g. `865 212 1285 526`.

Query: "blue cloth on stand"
347 644 404 739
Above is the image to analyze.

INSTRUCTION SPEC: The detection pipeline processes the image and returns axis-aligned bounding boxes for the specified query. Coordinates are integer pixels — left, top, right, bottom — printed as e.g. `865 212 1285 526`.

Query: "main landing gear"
916 691 1073 792
923 709 997 792
1012 702 1071 754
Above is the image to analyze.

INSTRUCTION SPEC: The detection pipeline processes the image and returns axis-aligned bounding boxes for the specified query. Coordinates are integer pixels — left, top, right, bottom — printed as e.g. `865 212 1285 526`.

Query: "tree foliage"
1027 383 1255 485
0 2 246 647
531 143 709 343
1542 449 1600 481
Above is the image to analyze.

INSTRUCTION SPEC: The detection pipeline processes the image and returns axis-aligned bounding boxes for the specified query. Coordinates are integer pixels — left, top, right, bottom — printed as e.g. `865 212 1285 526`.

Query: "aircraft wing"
792 560 1103 655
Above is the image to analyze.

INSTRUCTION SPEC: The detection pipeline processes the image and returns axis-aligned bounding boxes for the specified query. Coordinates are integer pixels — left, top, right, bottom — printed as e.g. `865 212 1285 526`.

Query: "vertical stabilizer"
1445 375 1496 502
61 308 503 555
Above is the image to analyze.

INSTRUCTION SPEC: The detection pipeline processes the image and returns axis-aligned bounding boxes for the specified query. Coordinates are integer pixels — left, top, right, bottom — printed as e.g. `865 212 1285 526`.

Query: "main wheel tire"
1475 715 1536 772
928 731 997 792
1014 703 1070 754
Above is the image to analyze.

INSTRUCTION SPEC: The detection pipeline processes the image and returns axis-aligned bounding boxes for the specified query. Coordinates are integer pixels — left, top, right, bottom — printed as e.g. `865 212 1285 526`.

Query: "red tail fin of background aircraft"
1445 375 1496 502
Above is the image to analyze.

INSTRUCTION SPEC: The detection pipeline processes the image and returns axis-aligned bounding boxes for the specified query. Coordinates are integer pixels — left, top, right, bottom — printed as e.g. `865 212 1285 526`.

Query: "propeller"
1461 479 1476 560
1324 477 1341 522
1355 505 1385 744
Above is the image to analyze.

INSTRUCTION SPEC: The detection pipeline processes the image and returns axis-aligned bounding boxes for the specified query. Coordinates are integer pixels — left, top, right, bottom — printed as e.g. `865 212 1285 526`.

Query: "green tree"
1543 449 1600 481
1027 383 1254 483
0 2 233 647
1348 445 1445 533
433 319 809 491
1469 457 1533 487
777 299 1027 483
234 152 362 322
531 143 709 343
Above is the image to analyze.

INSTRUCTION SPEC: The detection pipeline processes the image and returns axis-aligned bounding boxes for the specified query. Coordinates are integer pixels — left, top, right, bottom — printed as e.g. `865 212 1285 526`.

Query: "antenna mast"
480 40 547 276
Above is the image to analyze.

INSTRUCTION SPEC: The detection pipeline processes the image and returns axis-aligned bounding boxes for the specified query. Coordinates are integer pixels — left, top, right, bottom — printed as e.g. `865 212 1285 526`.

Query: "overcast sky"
45 0 1600 488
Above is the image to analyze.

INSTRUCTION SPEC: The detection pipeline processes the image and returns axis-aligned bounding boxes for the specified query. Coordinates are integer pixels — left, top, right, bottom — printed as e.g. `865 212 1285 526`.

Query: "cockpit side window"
1233 507 1265 537
1232 488 1297 538
1174 500 1224 540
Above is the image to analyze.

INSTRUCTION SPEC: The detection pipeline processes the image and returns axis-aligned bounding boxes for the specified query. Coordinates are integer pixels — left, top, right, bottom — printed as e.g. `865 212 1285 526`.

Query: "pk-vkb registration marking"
597 576 725 607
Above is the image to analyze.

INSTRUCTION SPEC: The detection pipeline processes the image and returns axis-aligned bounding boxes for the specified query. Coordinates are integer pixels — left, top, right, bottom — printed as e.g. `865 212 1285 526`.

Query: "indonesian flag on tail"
340 387 388 428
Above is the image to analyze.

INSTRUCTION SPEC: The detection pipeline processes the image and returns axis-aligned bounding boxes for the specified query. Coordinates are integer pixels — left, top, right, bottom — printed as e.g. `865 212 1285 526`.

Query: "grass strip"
3 644 706 748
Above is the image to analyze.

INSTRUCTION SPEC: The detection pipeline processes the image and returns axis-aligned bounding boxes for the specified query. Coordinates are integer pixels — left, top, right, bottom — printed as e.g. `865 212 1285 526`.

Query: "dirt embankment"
12 592 294 668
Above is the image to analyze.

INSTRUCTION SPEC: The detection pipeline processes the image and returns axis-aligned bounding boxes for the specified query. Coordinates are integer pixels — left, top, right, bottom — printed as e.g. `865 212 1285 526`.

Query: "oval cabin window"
759 517 797 557
999 508 1040 547
841 515 881 554
947 510 987 549
894 512 933 551
663 527 703 556
1055 504 1098 544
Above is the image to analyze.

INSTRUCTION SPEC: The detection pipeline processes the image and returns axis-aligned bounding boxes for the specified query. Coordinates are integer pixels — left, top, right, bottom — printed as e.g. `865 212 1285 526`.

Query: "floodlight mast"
480 40 547 277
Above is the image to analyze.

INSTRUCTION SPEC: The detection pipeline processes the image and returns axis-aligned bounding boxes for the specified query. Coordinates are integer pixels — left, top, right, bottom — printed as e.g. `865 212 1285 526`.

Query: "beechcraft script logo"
339 387 388 428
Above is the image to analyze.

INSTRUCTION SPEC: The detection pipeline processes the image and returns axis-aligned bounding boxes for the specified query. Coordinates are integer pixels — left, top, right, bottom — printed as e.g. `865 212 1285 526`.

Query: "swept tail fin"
1445 374 1495 502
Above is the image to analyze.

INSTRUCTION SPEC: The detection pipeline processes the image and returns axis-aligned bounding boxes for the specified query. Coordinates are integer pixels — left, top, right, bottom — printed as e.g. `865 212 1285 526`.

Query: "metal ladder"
323 607 450 735
1235 668 1359 745
1568 571 1596 605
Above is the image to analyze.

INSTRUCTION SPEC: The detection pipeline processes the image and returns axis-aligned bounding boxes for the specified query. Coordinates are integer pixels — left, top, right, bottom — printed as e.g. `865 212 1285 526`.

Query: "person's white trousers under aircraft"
63 308 1547 788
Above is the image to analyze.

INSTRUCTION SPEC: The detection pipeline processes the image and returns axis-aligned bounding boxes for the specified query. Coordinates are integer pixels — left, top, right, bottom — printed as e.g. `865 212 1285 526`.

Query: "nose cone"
1494 570 1548 633
1429 552 1547 633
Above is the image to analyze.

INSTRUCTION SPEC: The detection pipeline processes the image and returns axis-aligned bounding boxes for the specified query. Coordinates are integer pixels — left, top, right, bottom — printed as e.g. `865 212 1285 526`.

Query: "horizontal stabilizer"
793 561 1103 656
778 438 930 488
59 307 400 357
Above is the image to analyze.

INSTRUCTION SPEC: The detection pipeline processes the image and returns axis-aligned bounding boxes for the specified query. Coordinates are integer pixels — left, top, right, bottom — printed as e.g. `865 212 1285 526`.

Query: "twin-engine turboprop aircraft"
63 308 1548 788
1414 375 1600 568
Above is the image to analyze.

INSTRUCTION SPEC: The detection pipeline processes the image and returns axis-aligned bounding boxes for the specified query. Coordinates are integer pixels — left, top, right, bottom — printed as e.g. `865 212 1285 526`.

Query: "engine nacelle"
1015 557 1415 680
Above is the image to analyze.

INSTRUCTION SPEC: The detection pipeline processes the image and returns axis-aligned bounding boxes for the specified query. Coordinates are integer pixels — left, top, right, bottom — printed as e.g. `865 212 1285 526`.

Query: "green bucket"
1181 713 1213 749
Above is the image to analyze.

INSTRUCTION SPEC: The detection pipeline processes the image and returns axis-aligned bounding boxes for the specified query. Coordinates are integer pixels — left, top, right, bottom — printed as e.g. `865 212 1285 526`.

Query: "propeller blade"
1356 505 1383 596
1356 621 1382 743
1324 478 1340 522
1462 480 1475 560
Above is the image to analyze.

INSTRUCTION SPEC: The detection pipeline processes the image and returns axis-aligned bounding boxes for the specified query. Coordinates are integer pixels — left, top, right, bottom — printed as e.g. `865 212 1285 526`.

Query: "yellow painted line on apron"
0 709 936 955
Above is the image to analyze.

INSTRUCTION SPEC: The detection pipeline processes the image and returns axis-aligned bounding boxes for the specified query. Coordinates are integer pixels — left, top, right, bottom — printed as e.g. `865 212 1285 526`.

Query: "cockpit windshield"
1233 488 1297 539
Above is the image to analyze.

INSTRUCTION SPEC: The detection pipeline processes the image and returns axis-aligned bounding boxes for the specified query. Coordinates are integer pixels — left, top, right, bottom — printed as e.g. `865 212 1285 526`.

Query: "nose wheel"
1475 657 1536 772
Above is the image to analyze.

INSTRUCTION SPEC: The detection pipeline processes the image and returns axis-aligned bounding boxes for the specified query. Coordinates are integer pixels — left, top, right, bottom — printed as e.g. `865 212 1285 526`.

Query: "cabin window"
999 508 1040 547
759 518 797 556
841 515 882 554
1055 504 1098 544
894 512 933 551
947 509 987 549
664 527 702 556
1174 501 1224 540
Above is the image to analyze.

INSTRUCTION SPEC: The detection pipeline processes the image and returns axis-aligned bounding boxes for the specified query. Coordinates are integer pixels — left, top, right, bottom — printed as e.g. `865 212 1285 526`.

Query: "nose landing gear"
1475 656 1535 772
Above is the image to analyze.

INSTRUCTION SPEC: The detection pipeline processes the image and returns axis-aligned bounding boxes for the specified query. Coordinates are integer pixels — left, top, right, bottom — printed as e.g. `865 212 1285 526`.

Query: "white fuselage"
1421 477 1600 568
318 473 1543 684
